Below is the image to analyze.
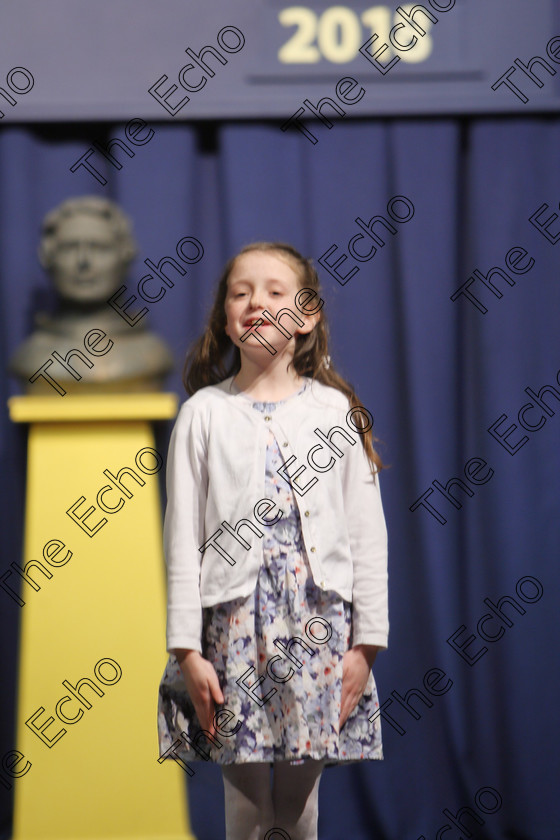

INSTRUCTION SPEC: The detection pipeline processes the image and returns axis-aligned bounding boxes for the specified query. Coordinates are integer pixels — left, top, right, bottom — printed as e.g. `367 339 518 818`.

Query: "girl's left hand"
339 645 380 730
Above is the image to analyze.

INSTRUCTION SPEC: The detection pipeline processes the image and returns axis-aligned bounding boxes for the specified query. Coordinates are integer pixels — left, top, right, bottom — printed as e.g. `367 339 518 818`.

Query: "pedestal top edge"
7 393 180 423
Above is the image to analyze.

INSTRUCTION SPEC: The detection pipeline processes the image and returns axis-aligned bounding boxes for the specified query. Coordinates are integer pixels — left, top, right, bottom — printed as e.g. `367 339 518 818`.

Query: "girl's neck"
232 363 306 403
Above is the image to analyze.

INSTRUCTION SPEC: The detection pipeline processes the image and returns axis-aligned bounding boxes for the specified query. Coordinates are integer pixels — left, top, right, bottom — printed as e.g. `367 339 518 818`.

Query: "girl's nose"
249 292 264 311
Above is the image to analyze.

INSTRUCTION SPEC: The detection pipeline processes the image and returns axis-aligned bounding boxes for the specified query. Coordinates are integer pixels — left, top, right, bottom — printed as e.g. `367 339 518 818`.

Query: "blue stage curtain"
1 116 559 840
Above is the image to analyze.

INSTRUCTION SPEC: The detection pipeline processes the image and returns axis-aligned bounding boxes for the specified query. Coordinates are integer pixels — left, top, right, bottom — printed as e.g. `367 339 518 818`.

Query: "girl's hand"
339 645 380 730
174 649 225 737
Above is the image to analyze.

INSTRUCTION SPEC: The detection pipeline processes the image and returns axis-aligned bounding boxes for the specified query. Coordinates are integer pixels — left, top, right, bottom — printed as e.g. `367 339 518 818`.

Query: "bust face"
48 212 126 303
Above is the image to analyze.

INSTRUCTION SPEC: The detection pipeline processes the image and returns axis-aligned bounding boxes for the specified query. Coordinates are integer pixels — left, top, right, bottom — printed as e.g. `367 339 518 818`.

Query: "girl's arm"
339 644 382 729
171 648 224 736
339 422 389 729
164 404 224 731
341 438 389 650
164 403 208 653
352 643 382 669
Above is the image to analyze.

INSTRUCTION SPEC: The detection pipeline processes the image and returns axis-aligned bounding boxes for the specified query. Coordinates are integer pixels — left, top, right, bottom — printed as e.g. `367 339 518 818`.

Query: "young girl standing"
158 242 389 840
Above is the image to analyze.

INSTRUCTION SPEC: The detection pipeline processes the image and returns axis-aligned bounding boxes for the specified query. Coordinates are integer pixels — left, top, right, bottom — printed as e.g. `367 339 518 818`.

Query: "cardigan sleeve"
341 429 389 649
163 400 208 654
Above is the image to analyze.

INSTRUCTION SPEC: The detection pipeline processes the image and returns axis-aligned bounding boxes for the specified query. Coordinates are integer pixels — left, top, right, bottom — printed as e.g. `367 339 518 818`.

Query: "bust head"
38 196 137 304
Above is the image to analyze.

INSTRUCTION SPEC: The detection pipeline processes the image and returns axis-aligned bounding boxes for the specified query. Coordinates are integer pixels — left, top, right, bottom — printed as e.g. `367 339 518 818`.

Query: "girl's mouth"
244 319 271 327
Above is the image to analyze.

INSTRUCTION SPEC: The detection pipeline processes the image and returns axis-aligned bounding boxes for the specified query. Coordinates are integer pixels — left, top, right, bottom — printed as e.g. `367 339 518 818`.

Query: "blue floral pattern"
158 381 382 766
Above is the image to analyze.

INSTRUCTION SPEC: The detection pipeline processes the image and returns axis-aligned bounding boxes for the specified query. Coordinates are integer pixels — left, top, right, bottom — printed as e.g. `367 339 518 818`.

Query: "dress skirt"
157 387 383 767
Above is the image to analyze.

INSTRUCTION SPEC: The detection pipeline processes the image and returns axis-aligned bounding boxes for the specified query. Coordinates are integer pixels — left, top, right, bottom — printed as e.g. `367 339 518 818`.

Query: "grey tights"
221 760 325 840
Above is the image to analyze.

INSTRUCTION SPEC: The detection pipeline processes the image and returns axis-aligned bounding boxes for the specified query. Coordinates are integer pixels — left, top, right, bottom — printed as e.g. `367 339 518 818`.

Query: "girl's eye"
234 292 246 298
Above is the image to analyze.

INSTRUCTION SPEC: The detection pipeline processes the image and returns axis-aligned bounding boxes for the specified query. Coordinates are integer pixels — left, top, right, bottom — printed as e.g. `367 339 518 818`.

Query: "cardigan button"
264 415 272 421
310 546 316 552
304 510 310 517
282 441 288 447
320 581 326 589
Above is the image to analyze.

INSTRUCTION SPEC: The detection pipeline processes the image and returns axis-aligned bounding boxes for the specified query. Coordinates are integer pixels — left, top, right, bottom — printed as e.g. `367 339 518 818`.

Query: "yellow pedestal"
8 394 194 840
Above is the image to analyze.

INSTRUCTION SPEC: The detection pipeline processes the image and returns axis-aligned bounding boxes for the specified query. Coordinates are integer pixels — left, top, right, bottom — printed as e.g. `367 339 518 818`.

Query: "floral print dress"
157 380 383 766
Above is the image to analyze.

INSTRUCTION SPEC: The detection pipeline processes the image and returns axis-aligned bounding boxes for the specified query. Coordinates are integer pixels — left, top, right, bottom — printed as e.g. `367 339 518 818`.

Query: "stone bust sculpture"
9 196 174 394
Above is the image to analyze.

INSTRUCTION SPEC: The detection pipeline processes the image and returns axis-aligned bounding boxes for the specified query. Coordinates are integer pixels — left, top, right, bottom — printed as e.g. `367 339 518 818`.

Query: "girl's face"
224 251 317 357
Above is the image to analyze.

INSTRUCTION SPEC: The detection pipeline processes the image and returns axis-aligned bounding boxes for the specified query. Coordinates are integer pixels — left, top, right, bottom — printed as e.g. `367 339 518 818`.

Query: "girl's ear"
297 312 320 335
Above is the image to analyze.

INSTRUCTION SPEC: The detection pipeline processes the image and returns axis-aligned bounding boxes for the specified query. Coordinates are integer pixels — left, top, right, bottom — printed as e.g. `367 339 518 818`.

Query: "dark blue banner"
1 0 559 121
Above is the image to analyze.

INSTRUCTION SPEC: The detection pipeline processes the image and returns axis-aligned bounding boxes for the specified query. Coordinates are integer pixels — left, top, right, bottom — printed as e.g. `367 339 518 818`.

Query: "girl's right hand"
174 649 225 737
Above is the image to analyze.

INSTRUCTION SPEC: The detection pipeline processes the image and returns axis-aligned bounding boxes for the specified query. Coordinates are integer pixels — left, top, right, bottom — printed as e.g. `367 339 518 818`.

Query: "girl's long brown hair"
183 242 385 474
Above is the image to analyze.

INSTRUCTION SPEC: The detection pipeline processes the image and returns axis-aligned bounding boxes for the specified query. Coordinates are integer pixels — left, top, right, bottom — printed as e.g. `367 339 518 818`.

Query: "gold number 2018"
278 5 434 65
